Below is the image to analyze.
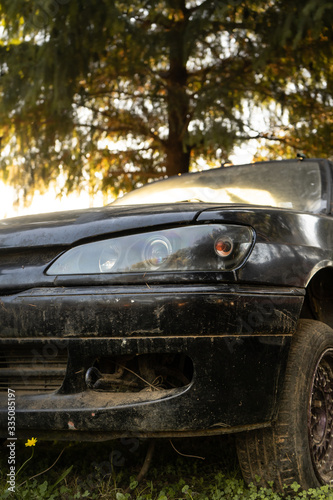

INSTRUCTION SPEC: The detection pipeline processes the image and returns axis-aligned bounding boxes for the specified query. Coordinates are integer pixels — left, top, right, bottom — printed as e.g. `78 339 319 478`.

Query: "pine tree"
0 0 332 198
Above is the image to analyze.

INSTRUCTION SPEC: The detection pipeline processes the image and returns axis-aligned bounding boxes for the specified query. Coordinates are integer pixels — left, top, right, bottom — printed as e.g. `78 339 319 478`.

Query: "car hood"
0 203 218 250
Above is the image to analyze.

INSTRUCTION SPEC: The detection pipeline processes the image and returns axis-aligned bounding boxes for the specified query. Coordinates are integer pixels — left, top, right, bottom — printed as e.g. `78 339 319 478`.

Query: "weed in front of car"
15 437 37 480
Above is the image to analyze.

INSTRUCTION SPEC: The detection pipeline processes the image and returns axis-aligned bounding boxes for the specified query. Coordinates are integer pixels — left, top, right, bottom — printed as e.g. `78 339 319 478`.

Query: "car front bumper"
0 283 304 440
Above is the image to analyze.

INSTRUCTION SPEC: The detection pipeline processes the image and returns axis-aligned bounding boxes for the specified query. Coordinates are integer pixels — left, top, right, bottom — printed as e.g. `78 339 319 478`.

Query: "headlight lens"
98 244 120 272
143 236 173 269
46 224 254 275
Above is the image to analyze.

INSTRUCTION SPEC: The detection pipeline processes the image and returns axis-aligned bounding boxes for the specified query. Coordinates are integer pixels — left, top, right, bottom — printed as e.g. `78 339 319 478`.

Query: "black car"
1 158 333 491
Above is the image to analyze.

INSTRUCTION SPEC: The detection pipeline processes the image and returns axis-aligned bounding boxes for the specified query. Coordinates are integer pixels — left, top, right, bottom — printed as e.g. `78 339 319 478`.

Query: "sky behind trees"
0 0 332 210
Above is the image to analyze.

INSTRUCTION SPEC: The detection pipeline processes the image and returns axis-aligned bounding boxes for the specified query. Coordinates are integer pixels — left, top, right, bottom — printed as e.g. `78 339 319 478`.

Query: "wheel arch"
301 266 333 328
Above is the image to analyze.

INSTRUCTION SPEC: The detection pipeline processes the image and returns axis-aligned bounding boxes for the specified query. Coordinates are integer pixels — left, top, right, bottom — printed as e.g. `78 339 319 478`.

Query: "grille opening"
0 345 68 394
85 353 193 393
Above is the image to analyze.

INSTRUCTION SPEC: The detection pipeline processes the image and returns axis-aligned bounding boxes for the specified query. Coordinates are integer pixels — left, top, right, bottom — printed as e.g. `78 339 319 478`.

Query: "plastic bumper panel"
0 284 304 439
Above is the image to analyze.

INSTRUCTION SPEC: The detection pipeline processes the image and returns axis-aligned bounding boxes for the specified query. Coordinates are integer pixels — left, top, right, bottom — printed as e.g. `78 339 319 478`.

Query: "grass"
0 436 332 499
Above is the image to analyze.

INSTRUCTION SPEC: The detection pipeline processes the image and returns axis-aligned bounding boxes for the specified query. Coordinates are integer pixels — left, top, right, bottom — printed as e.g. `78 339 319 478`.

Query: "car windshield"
113 161 326 213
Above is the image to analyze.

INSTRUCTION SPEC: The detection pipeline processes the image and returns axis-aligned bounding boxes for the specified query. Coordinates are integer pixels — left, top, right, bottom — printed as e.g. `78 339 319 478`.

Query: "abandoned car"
0 158 333 490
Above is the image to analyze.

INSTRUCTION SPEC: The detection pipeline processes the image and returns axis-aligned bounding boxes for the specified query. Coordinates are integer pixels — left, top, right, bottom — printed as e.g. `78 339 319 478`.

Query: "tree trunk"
165 1 191 177
165 142 191 177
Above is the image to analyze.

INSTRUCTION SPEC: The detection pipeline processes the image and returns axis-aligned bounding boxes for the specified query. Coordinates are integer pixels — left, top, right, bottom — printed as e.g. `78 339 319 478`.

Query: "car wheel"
236 319 333 492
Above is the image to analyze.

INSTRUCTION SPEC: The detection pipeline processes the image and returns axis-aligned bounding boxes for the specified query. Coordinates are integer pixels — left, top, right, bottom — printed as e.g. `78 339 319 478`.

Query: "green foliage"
1 478 72 499
0 0 332 199
0 439 332 499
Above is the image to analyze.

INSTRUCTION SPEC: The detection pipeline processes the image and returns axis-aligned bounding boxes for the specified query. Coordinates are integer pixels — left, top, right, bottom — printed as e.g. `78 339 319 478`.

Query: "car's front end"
0 201 305 440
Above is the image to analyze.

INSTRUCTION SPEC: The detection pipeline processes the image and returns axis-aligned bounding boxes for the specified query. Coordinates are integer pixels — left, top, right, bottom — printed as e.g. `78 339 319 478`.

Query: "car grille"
0 345 67 394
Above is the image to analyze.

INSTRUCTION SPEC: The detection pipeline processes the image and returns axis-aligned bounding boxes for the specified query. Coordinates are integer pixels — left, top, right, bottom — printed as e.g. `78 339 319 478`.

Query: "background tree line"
0 0 332 199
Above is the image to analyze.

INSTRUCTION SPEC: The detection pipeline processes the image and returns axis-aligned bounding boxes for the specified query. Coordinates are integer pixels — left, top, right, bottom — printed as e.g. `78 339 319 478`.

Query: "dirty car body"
1 159 333 489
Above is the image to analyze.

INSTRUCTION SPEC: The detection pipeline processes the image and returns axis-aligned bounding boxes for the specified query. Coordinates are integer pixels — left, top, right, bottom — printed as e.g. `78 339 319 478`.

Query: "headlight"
46 224 254 275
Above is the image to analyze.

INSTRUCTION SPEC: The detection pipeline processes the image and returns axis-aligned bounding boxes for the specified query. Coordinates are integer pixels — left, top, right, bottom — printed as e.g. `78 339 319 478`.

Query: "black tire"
236 319 333 492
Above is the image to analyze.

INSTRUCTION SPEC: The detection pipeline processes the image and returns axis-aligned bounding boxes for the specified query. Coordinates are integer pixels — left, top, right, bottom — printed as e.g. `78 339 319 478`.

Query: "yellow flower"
25 437 37 447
